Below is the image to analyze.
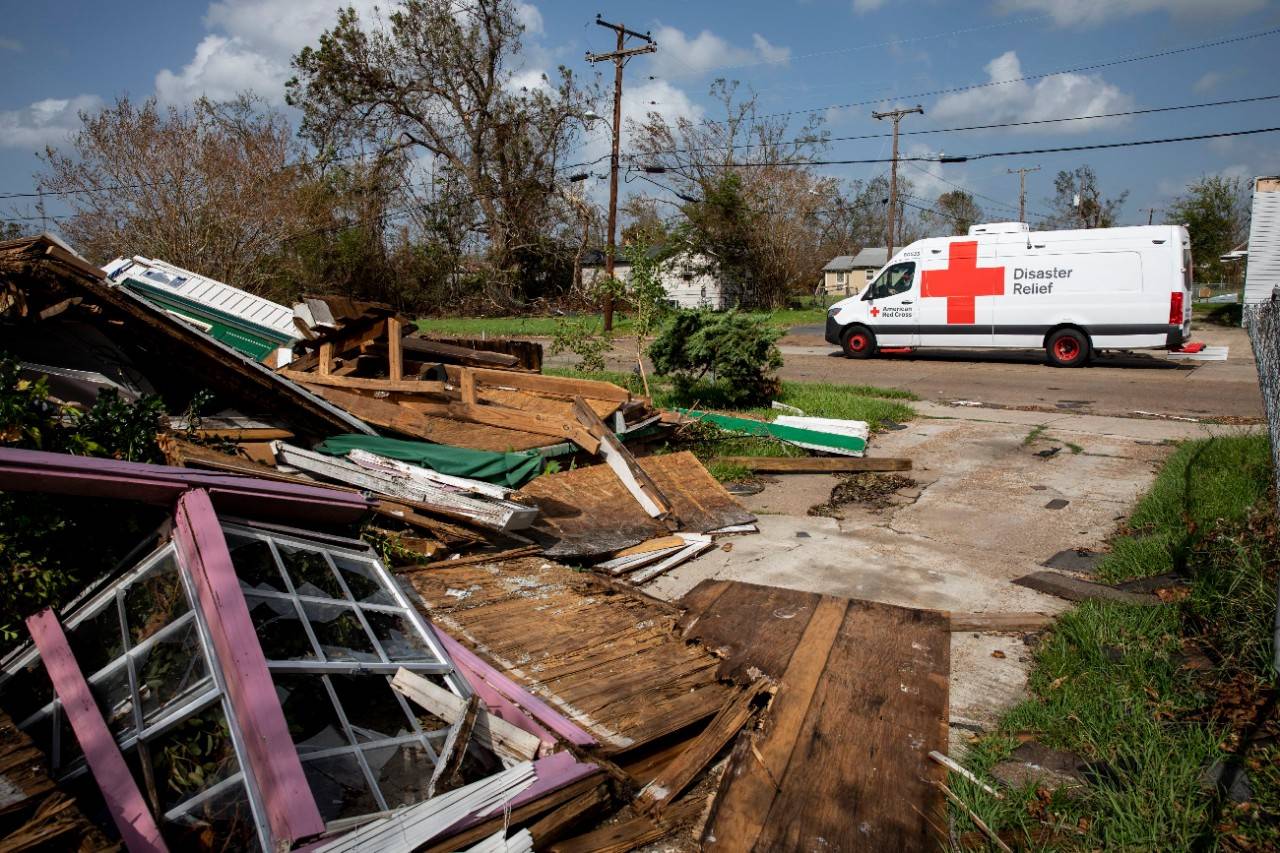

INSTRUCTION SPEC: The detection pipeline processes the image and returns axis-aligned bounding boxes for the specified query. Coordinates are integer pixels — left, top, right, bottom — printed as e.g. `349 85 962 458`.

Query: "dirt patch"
807 472 916 519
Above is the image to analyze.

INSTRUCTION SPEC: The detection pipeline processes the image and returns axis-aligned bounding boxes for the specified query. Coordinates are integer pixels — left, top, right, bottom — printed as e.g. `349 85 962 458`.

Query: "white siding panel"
1245 177 1280 305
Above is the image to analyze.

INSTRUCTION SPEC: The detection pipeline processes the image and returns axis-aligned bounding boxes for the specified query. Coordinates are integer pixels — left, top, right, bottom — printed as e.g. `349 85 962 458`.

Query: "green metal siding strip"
120 279 294 345
676 408 868 453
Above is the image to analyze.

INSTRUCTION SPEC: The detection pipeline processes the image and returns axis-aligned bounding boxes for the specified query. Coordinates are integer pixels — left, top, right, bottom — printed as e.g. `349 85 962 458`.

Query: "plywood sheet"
409 557 735 754
518 452 755 558
695 582 950 852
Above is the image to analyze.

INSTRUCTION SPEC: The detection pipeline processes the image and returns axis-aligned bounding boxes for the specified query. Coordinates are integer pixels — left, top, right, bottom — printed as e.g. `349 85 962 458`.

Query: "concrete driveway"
649 398 1262 743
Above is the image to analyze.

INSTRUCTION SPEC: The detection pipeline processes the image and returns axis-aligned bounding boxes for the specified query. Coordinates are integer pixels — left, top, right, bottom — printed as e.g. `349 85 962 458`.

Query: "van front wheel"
841 326 876 359
1046 329 1090 368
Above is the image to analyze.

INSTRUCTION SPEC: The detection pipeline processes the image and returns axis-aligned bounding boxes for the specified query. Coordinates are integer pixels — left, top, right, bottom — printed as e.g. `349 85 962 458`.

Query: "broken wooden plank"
550 795 707 853
454 401 600 454
612 536 686 559
346 448 517 500
1012 571 1162 605
597 545 685 576
444 365 631 403
699 584 949 851
388 316 404 381
276 443 538 532
403 337 522 369
950 612 1056 632
630 538 713 584
677 409 867 456
711 455 912 473
634 681 767 816
573 395 674 521
392 669 541 764
525 782 613 848
396 545 543 574
428 695 482 798
280 370 447 394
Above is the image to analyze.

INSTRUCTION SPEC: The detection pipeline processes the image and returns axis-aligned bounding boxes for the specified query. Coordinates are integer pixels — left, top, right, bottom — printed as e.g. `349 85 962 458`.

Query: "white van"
825 222 1193 367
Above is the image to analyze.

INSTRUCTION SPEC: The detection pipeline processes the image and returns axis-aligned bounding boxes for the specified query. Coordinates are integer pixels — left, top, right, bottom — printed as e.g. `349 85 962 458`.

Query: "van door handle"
901 300 914 304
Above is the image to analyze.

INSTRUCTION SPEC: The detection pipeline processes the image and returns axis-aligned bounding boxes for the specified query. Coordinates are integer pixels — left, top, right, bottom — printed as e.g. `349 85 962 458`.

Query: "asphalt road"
780 323 1264 420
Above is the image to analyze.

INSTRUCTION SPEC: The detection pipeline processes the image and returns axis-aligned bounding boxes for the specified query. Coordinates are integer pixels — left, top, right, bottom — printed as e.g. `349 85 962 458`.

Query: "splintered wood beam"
318 342 334 376
285 319 388 373
634 680 767 816
279 370 447 395
454 401 599 453
443 365 631 403
711 456 912 473
388 316 404 381
572 395 674 522
428 695 482 798
391 669 542 764
549 795 707 853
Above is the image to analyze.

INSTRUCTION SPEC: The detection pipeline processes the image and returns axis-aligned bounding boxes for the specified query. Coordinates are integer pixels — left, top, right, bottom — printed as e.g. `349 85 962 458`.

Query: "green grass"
416 305 827 338
952 433 1278 850
1023 424 1048 446
1095 434 1271 584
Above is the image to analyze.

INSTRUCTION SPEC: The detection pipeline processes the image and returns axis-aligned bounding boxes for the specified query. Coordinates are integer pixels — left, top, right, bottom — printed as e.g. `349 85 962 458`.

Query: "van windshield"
862 262 916 300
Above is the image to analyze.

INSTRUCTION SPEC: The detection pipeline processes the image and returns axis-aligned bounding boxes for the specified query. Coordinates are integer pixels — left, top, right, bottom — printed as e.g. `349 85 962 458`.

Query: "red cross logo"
920 240 1005 324
869 306 880 317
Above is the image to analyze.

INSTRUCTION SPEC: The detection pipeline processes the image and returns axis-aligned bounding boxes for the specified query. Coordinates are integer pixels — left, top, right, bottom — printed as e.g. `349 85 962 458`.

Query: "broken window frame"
0 512 466 851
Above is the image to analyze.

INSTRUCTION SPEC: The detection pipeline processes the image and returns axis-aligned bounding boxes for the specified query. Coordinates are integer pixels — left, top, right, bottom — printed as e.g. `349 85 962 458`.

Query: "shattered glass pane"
301 602 378 662
165 778 261 852
135 620 210 725
21 711 54 767
363 741 434 808
123 551 190 646
243 594 317 661
302 752 380 821
67 602 125 677
278 545 345 600
331 554 394 606
273 674 349 753
87 662 135 738
226 534 286 594
362 610 435 662
328 675 414 743
1 657 54 724
148 705 239 812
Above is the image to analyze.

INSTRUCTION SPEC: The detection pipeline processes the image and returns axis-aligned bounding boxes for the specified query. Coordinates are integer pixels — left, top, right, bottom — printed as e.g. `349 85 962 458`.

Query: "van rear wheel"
841 326 876 359
1046 329 1090 368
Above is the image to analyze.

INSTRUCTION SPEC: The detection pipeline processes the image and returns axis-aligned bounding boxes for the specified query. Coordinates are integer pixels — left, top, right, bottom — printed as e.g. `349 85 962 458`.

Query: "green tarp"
315 434 544 487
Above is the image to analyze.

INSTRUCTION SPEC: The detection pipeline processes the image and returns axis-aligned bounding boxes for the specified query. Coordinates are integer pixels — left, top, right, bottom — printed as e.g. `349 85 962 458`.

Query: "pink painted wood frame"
173 488 325 846
441 751 601 839
25 608 170 853
433 629 596 747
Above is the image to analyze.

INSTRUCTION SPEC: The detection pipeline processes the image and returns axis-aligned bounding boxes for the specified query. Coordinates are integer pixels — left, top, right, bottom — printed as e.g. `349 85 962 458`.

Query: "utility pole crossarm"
584 17 658 332
872 105 923 259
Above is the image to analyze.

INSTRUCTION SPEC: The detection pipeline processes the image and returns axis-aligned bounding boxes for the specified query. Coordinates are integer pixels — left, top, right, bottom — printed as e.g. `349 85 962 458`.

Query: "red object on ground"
878 347 914 354
1173 342 1206 353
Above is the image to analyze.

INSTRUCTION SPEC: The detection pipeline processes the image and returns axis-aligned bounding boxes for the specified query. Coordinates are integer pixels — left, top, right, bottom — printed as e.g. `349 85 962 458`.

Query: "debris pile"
0 235 947 851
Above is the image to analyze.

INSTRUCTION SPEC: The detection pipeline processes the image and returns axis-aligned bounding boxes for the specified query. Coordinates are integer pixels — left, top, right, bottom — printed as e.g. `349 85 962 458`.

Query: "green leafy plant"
648 309 783 406
549 316 612 374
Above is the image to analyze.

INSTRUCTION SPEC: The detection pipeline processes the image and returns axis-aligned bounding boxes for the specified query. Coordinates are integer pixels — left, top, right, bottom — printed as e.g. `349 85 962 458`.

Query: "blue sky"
2 0 1279 229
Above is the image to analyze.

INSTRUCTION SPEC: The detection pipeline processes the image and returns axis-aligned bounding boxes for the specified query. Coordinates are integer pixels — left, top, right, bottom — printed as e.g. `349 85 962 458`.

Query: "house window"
866 269 876 281
836 272 847 284
1 521 461 851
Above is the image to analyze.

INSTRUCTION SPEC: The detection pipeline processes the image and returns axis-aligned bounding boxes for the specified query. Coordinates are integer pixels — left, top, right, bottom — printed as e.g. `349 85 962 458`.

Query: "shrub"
648 309 783 406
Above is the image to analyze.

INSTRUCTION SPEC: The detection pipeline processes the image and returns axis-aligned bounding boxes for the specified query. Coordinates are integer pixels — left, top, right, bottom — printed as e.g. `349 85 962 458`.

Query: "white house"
821 248 887 296
581 247 741 309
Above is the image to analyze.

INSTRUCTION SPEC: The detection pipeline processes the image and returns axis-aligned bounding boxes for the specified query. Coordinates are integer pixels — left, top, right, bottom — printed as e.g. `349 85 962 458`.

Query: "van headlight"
827 305 840 316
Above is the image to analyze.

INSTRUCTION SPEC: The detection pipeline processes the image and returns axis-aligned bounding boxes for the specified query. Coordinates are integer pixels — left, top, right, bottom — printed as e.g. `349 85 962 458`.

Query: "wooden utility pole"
1007 165 1040 223
1139 206 1158 225
586 16 656 332
872 105 923 259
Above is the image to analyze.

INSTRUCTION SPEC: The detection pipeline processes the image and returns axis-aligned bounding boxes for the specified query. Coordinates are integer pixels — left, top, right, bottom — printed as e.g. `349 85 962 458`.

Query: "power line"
652 93 1280 156
646 125 1280 169
695 26 1280 127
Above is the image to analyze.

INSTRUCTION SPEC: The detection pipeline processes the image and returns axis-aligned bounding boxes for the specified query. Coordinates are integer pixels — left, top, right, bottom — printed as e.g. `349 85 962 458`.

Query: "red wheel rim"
848 333 868 353
1053 337 1079 360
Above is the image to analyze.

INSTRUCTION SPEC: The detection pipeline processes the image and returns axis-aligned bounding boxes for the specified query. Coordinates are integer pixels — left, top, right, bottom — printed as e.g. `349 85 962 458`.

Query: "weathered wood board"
518 452 755 557
409 557 735 754
686 581 950 852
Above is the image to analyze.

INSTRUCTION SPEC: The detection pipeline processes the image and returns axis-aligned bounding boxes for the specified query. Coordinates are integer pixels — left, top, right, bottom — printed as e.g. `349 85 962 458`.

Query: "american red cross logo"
869 306 880 317
920 240 1005 324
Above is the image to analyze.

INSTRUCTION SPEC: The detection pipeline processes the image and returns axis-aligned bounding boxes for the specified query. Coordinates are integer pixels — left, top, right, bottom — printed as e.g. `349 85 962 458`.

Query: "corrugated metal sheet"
1245 177 1280 304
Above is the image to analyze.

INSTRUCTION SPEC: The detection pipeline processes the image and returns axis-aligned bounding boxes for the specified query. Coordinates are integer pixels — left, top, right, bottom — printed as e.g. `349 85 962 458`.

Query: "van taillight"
1169 291 1184 325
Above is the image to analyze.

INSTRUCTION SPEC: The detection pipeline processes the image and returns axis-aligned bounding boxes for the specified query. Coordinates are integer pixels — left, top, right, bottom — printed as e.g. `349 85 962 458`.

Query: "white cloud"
649 25 792 78
931 51 1133 133
1192 70 1227 94
995 0 1264 27
853 0 886 12
156 0 383 105
0 37 22 52
0 94 103 149
514 1 543 35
